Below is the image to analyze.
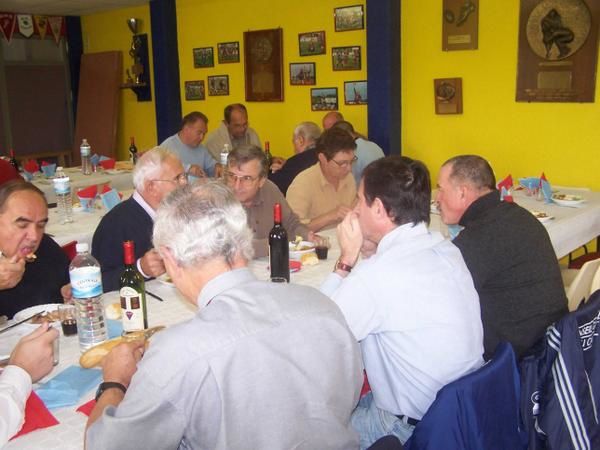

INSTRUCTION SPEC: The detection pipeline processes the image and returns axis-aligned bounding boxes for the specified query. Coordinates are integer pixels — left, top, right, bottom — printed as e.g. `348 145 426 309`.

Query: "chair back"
566 258 600 311
61 240 78 261
404 342 527 450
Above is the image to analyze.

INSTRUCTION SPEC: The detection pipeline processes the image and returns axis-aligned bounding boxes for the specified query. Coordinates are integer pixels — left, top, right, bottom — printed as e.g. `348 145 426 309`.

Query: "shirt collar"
197 267 256 308
459 190 499 227
317 164 353 190
133 190 157 220
377 221 430 254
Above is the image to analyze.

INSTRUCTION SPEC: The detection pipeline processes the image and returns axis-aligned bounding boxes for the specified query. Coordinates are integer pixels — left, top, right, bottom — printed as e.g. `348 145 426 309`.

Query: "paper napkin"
35 365 102 410
99 158 116 170
90 154 100 167
41 163 56 178
100 188 121 211
76 398 96 417
10 391 59 440
23 159 39 174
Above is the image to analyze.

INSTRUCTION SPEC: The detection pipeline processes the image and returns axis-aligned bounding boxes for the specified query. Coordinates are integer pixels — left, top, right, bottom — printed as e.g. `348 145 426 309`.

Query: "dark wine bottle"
9 149 18 172
269 203 290 282
119 241 148 333
264 141 273 170
129 137 138 164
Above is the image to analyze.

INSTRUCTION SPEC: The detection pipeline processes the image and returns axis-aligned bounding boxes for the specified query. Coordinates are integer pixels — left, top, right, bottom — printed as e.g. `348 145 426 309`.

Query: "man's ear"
317 153 327 164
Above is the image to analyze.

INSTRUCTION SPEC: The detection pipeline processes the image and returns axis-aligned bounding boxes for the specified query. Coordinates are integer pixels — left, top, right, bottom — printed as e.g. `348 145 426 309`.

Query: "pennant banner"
0 13 16 43
34 15 47 40
17 14 33 38
48 16 63 44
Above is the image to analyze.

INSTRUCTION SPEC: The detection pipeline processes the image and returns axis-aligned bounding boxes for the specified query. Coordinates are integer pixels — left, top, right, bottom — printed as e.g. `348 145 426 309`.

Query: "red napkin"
23 159 39 173
10 391 59 440
497 174 513 191
76 398 96 416
41 161 50 166
99 159 116 170
101 184 124 200
77 185 98 199
539 172 547 187
360 371 371 398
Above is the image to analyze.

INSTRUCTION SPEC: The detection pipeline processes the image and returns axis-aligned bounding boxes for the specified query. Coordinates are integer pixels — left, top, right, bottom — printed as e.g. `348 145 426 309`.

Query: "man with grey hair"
225 144 310 257
85 181 364 449
269 121 320 195
92 147 187 291
436 154 567 360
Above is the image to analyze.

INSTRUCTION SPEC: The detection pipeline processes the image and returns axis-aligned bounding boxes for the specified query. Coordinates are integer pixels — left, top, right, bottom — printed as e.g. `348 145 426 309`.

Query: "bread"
301 252 319 266
105 302 122 320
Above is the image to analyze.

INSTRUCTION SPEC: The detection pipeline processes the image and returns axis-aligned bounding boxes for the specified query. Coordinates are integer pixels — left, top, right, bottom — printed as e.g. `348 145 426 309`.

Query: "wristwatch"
334 258 353 273
95 381 127 401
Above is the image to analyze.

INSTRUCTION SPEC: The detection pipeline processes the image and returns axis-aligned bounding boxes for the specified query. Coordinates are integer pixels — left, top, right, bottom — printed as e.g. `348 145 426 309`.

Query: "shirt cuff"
320 272 344 296
0 365 32 403
136 258 151 279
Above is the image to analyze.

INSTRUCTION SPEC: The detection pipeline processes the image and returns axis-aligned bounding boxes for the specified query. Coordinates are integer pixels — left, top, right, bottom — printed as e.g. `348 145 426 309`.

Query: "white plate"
552 194 585 207
105 169 124 175
529 210 554 223
289 241 315 260
13 303 62 324
0 327 30 360
157 273 175 287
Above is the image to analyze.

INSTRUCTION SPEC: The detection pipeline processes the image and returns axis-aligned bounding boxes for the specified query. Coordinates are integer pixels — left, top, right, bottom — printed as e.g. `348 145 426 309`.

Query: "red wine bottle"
264 141 273 170
129 137 139 164
9 149 19 171
119 241 148 332
269 203 289 282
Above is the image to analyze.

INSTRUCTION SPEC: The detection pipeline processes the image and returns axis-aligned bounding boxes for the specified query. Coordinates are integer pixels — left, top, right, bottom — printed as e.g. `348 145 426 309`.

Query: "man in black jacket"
436 155 568 360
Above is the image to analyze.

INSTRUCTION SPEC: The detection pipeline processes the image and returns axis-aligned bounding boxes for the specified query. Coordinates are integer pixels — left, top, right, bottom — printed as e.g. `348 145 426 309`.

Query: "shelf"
120 34 152 102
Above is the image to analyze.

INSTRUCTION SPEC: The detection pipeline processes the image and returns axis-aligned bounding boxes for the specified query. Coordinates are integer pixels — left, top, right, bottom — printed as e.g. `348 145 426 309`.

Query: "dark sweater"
268 147 318 196
0 234 70 319
454 191 568 360
92 196 154 292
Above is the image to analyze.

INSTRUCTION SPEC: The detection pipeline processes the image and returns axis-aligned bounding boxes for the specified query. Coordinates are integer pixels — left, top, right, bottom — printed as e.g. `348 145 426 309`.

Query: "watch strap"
334 258 353 273
95 381 127 401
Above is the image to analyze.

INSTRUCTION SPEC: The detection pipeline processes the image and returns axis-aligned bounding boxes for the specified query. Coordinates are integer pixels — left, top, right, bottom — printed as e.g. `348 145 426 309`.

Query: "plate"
13 303 62 324
105 169 127 175
157 273 175 287
552 193 585 207
0 327 31 361
289 241 315 260
529 210 554 223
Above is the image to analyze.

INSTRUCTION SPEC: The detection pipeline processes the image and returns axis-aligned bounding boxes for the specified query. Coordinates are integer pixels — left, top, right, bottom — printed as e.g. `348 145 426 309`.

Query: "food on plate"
301 253 319 266
30 310 60 324
529 210 548 219
552 193 583 202
105 302 122 320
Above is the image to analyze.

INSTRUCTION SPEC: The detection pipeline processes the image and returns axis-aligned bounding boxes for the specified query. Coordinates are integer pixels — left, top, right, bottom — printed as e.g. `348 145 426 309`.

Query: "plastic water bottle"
52 167 73 224
80 138 92 175
69 243 107 351
220 143 230 166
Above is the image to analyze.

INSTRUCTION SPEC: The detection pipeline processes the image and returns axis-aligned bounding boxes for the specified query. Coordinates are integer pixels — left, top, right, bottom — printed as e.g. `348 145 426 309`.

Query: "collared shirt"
87 268 363 450
244 180 309 257
160 133 217 177
321 222 484 420
0 365 31 446
352 138 385 185
132 191 154 278
286 164 356 228
205 122 261 162
268 146 318 196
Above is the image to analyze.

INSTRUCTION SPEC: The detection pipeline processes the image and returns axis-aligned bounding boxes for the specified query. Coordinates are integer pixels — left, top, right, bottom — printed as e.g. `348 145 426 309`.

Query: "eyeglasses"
152 172 188 185
330 155 358 168
224 171 261 186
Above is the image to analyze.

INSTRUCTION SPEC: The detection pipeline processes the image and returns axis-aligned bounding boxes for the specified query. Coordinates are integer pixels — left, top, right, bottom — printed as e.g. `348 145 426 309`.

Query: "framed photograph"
344 80 367 105
289 63 316 86
208 75 229 96
244 28 284 101
332 46 361 71
193 47 214 68
310 87 338 111
298 31 326 56
217 41 240 64
434 78 463 114
185 80 205 101
334 5 365 32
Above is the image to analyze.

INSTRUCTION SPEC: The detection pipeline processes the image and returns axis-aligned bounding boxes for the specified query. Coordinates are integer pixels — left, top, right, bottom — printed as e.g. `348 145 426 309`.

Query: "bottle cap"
76 243 89 253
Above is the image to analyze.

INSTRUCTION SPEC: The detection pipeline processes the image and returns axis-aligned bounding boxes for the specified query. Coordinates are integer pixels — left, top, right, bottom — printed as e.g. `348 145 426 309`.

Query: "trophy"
127 18 144 85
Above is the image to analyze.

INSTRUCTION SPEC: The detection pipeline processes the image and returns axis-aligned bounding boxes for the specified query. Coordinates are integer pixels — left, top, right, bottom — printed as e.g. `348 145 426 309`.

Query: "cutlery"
146 290 164 302
0 312 44 335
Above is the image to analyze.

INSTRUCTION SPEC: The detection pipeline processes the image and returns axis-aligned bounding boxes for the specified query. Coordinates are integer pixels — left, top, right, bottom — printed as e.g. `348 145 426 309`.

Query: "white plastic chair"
565 258 600 311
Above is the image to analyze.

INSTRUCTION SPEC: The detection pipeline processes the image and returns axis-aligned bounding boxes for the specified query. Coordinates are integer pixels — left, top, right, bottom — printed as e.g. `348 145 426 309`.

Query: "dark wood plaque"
434 78 463 114
243 28 284 102
442 0 479 51
516 0 600 102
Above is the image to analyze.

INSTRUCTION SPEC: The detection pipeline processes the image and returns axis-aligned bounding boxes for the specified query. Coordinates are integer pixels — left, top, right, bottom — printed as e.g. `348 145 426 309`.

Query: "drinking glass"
58 304 78 336
315 236 330 260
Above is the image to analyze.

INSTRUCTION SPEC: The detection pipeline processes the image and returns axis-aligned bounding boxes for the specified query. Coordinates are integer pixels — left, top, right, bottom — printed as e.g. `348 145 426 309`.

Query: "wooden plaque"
442 0 479 51
434 78 463 114
243 28 284 102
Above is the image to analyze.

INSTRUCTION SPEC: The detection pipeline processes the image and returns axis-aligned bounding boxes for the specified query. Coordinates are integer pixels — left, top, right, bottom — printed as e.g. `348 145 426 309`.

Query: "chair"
61 240 78 261
565 258 600 311
403 343 527 450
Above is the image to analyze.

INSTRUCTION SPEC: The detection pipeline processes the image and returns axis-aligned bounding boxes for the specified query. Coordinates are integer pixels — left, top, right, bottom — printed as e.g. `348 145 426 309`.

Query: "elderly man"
436 155 567 360
321 156 484 447
205 103 261 160
322 111 344 130
92 147 187 291
0 180 70 318
287 127 357 231
269 121 320 196
225 145 310 257
332 121 385 185
85 181 363 449
160 111 218 178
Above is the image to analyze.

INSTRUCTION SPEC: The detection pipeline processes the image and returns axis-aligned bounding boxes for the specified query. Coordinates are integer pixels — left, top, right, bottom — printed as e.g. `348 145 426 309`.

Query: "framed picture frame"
442 0 479 51
193 47 214 68
208 75 229 96
434 78 463 114
243 28 284 102
332 46 361 71
310 87 338 111
334 5 365 32
217 41 240 64
298 31 326 56
344 80 367 105
289 62 316 86
184 80 205 101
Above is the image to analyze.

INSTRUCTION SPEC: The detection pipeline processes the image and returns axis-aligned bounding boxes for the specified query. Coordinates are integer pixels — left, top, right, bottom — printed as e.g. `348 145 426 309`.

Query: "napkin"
10 391 59 440
23 159 39 173
99 158 116 170
35 365 102 409
77 185 98 211
518 177 539 196
500 186 513 203
90 153 100 167
100 188 122 211
76 398 96 417
496 174 513 191
41 163 56 178
541 179 553 203
107 319 123 338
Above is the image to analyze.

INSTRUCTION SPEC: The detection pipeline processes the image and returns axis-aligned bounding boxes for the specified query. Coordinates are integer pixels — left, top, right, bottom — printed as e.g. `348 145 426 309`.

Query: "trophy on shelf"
126 18 144 85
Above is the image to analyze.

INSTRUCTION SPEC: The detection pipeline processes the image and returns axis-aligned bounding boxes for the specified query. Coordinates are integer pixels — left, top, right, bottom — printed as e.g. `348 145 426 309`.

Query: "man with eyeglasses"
287 127 357 231
225 145 310 257
160 111 219 178
92 147 187 291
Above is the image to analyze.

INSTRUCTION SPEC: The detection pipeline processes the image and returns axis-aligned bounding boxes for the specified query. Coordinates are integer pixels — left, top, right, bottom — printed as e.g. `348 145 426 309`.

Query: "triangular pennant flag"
0 13 17 43
18 14 34 38
34 15 48 40
48 16 63 44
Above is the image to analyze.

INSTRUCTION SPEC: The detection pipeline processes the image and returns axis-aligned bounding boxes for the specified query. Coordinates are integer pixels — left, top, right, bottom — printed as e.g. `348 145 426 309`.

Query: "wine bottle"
9 149 18 172
269 203 290 282
264 141 273 170
119 241 148 333
129 137 139 164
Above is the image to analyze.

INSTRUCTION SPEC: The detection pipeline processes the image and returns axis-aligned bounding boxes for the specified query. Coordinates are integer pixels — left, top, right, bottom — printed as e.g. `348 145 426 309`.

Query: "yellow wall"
176 0 367 158
81 5 156 160
402 0 600 190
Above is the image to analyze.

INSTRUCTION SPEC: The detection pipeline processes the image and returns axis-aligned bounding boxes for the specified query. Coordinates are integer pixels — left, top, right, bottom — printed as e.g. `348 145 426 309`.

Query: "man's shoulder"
95 198 149 233
159 133 178 147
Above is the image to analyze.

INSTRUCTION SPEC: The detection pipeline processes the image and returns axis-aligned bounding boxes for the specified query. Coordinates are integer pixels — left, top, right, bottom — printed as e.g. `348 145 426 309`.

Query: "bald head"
322 111 344 130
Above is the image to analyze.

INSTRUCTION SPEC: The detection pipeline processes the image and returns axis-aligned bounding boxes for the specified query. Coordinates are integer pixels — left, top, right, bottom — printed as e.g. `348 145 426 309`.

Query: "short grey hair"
442 155 496 191
153 181 254 267
132 147 177 191
293 122 321 143
228 144 268 178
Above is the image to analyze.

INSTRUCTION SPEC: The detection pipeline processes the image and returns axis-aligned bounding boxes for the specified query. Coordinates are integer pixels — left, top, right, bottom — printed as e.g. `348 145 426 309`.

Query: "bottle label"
120 286 145 332
80 147 90 156
220 152 228 165
70 267 102 298
53 180 70 194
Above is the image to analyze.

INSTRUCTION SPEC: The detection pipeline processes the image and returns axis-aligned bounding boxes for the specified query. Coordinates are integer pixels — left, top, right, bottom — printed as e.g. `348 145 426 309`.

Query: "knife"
0 312 44 335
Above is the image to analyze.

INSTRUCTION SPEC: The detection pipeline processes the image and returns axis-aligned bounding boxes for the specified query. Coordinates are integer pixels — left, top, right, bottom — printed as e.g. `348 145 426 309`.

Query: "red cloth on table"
76 398 96 416
10 391 59 440
0 159 20 186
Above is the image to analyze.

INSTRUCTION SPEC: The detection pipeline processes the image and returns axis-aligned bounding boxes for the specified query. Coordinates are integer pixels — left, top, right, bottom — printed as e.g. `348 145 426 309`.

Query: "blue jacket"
520 290 600 450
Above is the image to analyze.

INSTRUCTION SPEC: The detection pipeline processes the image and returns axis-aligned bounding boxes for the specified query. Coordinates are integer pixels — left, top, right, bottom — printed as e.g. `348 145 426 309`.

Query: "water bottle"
80 138 92 175
52 167 73 224
69 243 107 351
220 143 230 166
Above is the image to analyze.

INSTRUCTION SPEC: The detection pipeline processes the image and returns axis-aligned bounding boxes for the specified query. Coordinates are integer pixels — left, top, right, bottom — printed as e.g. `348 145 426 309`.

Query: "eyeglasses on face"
224 171 261 185
330 155 358 168
152 172 188 184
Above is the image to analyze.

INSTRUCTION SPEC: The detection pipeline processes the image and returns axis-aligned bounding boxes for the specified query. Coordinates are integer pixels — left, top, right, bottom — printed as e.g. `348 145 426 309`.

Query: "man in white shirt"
321 155 484 448
0 322 58 445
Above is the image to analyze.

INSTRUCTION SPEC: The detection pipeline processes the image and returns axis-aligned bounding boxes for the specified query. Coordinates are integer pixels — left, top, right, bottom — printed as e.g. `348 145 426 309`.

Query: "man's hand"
139 249 165 278
61 283 73 302
337 211 363 267
215 164 225 178
102 341 145 388
334 205 354 223
0 254 25 290
9 322 58 383
187 164 206 178
270 157 286 173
